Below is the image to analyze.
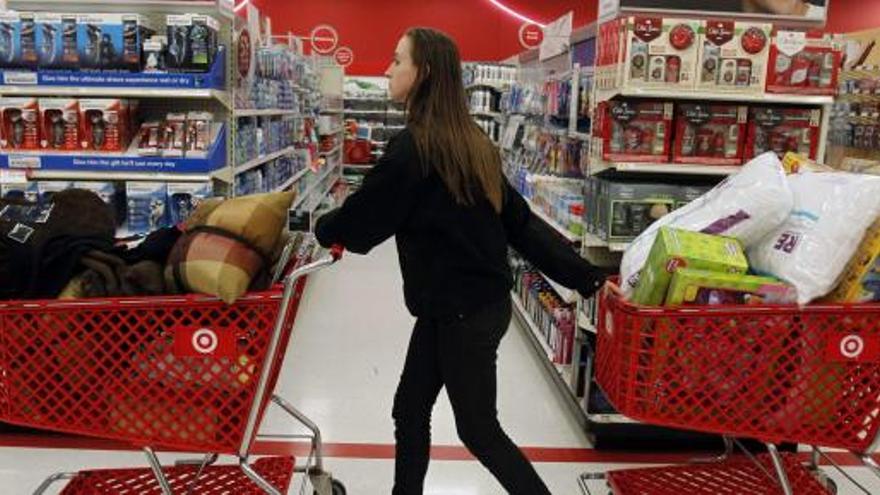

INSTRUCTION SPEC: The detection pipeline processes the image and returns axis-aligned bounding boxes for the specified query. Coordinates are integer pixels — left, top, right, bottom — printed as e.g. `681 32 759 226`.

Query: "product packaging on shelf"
162 113 188 157
767 31 841 95
79 99 129 152
35 13 80 70
745 106 821 160
38 98 80 151
37 181 73 203
186 111 214 157
666 268 796 306
126 182 168 234
624 16 700 90
166 14 219 73
697 20 772 93
142 35 167 72
596 18 628 90
1 97 40 150
601 100 674 163
633 227 749 306
825 219 880 303
590 179 679 243
76 14 153 71
673 103 748 165
73 181 116 205
0 11 38 69
1 181 38 202
167 182 212 225
136 121 162 156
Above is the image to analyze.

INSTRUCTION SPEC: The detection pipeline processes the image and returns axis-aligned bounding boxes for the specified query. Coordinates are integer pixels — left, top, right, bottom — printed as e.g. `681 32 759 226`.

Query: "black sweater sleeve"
315 130 424 254
501 180 605 298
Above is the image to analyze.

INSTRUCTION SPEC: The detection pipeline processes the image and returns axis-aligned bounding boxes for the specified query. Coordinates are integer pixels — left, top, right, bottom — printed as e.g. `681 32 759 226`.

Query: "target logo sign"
174 326 234 358
826 332 880 363
334 47 354 68
310 24 339 55
519 23 544 49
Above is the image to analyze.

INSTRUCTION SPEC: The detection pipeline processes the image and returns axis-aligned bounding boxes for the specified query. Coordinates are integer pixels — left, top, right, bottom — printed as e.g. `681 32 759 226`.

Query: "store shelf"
292 163 338 210
344 163 374 171
7 0 235 17
511 292 587 429
596 87 834 106
590 160 741 177
305 174 339 213
345 109 406 116
583 232 629 252
465 82 509 92
321 108 345 114
526 199 580 243
0 48 228 105
540 273 576 304
4 169 214 183
236 109 301 117
274 167 310 193
236 146 297 175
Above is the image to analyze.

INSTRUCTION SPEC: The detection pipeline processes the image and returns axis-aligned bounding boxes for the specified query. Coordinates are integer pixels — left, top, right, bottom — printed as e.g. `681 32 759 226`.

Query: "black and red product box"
600 100 674 163
766 30 841 96
745 106 821 160
673 103 748 165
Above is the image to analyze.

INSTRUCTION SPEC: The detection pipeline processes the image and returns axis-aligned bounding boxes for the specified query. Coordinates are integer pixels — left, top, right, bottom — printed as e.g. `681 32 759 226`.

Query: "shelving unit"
589 161 742 177
236 109 302 117
236 146 298 174
526 200 581 243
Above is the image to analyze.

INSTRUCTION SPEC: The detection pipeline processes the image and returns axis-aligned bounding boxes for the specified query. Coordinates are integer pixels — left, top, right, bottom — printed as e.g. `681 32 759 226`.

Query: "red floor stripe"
0 432 879 467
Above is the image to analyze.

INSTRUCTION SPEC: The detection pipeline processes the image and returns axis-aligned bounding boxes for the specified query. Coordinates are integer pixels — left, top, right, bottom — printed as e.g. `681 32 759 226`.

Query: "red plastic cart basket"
2 243 346 495
580 283 880 495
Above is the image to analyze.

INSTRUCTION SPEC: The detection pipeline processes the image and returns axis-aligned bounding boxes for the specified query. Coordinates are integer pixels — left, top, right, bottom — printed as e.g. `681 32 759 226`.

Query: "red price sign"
310 24 339 55
334 47 354 68
519 23 544 49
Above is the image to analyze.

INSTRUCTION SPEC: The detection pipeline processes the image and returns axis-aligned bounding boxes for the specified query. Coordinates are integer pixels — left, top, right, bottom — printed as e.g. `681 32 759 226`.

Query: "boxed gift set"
767 30 841 96
666 268 796 306
600 100 674 163
38 98 80 151
673 103 748 165
697 20 772 93
624 16 700 90
78 99 131 152
166 14 220 73
0 97 40 150
745 106 821 160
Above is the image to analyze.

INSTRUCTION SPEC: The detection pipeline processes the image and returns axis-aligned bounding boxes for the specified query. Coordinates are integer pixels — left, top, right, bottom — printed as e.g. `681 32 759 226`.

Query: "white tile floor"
2 240 880 494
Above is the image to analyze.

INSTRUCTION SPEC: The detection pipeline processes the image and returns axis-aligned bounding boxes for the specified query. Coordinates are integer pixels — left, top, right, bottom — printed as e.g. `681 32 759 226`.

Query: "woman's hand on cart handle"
330 244 345 261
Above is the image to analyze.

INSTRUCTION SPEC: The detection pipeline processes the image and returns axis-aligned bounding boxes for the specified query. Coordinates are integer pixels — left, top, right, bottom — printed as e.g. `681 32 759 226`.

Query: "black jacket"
315 129 604 319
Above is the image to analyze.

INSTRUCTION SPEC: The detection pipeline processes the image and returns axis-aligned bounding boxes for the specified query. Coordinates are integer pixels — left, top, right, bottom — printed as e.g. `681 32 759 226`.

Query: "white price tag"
0 169 28 183
3 72 38 85
8 155 42 169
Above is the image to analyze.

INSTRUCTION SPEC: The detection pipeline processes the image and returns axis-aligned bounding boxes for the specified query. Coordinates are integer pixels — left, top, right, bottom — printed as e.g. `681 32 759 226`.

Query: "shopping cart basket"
0 240 346 495
579 282 880 495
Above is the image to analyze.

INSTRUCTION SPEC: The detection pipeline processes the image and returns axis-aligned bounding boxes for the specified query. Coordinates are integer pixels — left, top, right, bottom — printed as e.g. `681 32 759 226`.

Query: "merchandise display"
0 11 37 69
623 17 700 90
166 14 219 73
38 98 80 151
632 227 749 306
125 181 168 234
76 14 154 72
767 31 840 95
697 20 772 93
462 62 516 88
1 97 40 150
598 100 674 163
35 13 79 70
78 99 131 152
673 103 748 165
745 106 822 160
665 268 795 306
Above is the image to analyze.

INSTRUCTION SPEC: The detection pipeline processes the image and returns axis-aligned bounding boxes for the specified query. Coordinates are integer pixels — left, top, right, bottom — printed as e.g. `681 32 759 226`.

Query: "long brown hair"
404 28 504 213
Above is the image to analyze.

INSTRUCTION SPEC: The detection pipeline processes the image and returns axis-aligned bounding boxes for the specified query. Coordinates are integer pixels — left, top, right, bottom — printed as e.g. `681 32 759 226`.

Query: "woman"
315 27 605 495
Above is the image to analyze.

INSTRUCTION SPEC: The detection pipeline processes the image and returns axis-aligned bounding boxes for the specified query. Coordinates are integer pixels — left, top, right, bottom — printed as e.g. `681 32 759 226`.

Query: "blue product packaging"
37 181 73 204
77 14 152 71
126 182 168 234
35 14 80 70
73 181 116 206
1 181 39 202
0 11 37 69
167 182 212 225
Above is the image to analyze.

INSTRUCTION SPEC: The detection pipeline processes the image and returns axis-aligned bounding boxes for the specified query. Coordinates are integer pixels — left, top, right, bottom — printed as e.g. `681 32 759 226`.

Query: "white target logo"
840 335 865 359
192 328 219 355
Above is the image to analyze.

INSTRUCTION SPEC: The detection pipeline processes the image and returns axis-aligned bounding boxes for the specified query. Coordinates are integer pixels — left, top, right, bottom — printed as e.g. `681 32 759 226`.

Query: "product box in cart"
697 20 772 93
666 268 796 306
767 30 841 95
0 11 38 69
745 106 821 160
825 218 880 303
673 103 748 165
78 99 130 152
632 227 749 306
623 17 700 90
600 100 674 163
38 98 80 151
0 97 40 150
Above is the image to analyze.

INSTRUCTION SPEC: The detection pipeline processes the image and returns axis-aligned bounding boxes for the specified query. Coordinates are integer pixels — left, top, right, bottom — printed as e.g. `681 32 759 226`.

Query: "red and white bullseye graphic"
519 23 544 49
192 328 219 355
334 47 354 68
310 24 339 55
840 334 865 359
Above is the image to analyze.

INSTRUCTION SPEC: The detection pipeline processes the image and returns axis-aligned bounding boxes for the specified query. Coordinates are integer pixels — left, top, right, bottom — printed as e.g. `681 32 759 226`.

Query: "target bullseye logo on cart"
840 335 865 359
825 332 880 363
192 328 219 355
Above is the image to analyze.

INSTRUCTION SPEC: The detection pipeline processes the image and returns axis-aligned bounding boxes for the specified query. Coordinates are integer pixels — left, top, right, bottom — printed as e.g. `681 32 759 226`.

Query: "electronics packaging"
37 181 73 203
697 20 772 93
624 16 700 90
0 97 40 150
673 103 748 165
38 98 80 151
78 99 129 152
186 111 214 157
745 106 821 160
162 113 187 157
167 182 212 225
166 14 219 73
1 181 39 202
0 11 38 69
126 182 168 234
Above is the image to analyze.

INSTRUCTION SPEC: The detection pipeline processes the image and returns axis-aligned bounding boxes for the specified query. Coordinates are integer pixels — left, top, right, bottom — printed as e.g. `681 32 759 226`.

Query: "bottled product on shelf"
462 62 516 89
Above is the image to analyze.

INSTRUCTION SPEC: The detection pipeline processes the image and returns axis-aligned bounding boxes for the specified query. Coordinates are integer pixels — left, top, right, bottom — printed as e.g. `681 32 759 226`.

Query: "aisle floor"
1 240 880 494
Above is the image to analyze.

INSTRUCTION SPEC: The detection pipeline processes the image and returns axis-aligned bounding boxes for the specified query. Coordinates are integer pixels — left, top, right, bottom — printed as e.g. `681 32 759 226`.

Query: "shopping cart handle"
329 244 345 261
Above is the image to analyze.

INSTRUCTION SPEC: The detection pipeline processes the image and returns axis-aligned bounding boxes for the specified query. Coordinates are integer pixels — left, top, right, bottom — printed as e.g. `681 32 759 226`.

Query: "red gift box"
745 106 822 160
673 103 747 165
1 98 40 150
767 30 841 96
602 100 674 163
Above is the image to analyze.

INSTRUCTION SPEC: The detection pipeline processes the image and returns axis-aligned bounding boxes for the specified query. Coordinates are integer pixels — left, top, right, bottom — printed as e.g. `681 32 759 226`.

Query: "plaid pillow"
166 191 295 303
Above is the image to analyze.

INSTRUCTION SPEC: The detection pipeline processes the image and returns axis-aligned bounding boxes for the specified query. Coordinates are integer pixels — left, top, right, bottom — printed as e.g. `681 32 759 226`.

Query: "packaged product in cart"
767 31 841 95
167 182 212 225
126 182 168 234
623 16 700 90
824 218 880 303
0 97 40 150
601 100 674 163
745 106 822 160
673 103 748 165
666 268 796 306
697 20 772 93
38 98 80 151
79 99 129 152
633 227 749 306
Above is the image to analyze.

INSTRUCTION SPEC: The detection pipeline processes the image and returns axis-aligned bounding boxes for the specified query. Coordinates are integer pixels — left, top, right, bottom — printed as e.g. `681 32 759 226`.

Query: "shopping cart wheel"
313 478 346 495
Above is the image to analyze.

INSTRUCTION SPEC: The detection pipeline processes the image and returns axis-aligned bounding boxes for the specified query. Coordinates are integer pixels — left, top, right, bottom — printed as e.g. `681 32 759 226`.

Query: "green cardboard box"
666 268 796 306
632 227 749 306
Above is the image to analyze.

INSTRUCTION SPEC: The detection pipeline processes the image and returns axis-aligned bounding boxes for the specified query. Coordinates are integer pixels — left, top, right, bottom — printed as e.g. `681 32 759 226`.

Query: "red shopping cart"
0 240 346 495
579 282 880 495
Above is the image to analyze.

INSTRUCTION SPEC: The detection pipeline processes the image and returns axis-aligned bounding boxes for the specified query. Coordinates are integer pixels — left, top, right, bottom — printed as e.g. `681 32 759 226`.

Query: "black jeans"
392 297 551 495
